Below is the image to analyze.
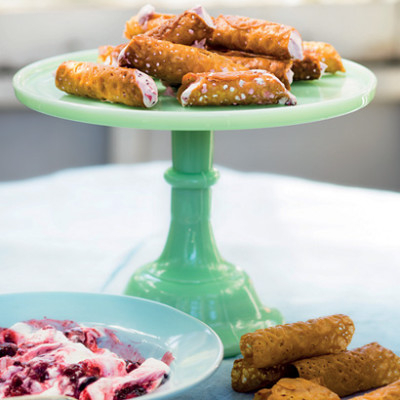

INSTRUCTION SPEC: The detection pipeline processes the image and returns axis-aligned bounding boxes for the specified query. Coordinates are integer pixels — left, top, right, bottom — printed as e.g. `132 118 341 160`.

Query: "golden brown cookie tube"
145 5 214 46
288 342 400 397
303 41 345 73
118 35 248 85
352 379 400 400
124 5 174 39
177 70 296 107
209 15 303 60
211 49 293 89
55 61 158 108
254 378 340 400
240 314 355 369
98 44 126 66
231 359 288 392
292 53 326 81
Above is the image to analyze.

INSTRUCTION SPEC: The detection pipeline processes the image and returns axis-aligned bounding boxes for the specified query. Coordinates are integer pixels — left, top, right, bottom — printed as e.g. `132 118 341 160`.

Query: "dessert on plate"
0 319 172 400
55 4 346 108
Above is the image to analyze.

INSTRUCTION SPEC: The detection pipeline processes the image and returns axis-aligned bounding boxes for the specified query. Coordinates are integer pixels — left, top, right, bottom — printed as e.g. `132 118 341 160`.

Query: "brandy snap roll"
118 35 248 85
292 53 327 81
209 15 303 60
124 5 174 39
177 70 296 107
98 44 126 66
240 314 355 369
145 5 215 46
211 49 293 89
303 41 345 73
55 61 158 108
254 378 340 400
288 342 400 397
231 359 288 392
352 379 400 400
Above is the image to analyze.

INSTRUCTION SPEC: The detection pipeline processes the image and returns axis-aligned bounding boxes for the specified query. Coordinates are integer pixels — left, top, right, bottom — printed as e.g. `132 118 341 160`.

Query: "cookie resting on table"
240 314 355 369
55 61 158 108
231 359 288 392
288 342 400 397
254 378 340 400
352 379 400 400
118 35 248 85
176 70 296 106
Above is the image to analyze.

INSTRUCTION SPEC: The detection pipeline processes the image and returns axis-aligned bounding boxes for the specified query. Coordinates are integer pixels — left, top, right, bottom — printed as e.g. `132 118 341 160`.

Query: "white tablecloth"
1 161 399 398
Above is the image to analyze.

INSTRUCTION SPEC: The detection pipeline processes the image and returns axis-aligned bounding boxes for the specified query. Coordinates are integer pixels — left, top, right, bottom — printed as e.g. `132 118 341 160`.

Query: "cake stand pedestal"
13 50 376 356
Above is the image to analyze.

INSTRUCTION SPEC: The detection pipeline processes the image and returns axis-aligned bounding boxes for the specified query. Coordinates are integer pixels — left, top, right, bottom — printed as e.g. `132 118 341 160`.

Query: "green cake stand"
13 50 376 356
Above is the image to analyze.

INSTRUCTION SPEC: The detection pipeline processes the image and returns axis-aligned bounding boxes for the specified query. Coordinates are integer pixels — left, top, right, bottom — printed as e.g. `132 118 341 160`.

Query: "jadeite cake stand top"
13 50 376 357
13 49 375 130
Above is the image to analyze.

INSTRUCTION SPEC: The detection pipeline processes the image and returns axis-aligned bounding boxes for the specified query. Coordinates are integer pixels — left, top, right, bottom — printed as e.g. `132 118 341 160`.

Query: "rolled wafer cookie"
352 379 400 400
177 70 296 107
292 52 327 81
55 61 158 108
231 359 288 392
145 5 215 46
240 314 355 368
254 378 340 400
124 4 174 39
210 49 293 89
288 342 400 397
118 35 248 85
209 15 303 60
303 41 345 73
98 44 126 66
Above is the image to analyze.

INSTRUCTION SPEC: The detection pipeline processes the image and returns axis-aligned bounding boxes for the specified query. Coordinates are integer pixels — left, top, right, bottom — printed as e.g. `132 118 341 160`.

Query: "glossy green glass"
13 50 376 357
125 130 283 356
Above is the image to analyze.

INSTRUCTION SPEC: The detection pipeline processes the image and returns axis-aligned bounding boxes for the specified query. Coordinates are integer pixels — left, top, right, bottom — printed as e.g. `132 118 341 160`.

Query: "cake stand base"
125 259 282 357
124 130 283 357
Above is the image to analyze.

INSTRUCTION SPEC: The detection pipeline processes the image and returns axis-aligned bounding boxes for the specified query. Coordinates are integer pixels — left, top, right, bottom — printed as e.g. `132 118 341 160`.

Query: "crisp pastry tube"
288 342 400 397
145 5 215 46
254 378 340 400
292 53 327 81
303 41 345 73
240 314 355 369
124 4 174 39
231 359 288 392
177 70 296 107
98 44 126 66
352 379 400 400
209 15 303 60
55 61 158 108
118 35 248 85
211 49 293 89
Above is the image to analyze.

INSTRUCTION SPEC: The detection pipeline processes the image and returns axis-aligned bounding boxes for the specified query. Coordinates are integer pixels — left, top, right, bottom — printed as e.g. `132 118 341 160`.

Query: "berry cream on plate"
0 319 172 400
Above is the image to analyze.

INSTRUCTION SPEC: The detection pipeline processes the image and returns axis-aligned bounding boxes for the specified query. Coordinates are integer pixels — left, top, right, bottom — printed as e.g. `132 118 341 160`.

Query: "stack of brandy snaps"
232 314 400 399
55 4 345 108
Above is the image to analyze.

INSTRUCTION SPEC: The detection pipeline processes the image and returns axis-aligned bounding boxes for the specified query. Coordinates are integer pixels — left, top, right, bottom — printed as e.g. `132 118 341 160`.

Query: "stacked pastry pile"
55 4 345 108
232 314 400 399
